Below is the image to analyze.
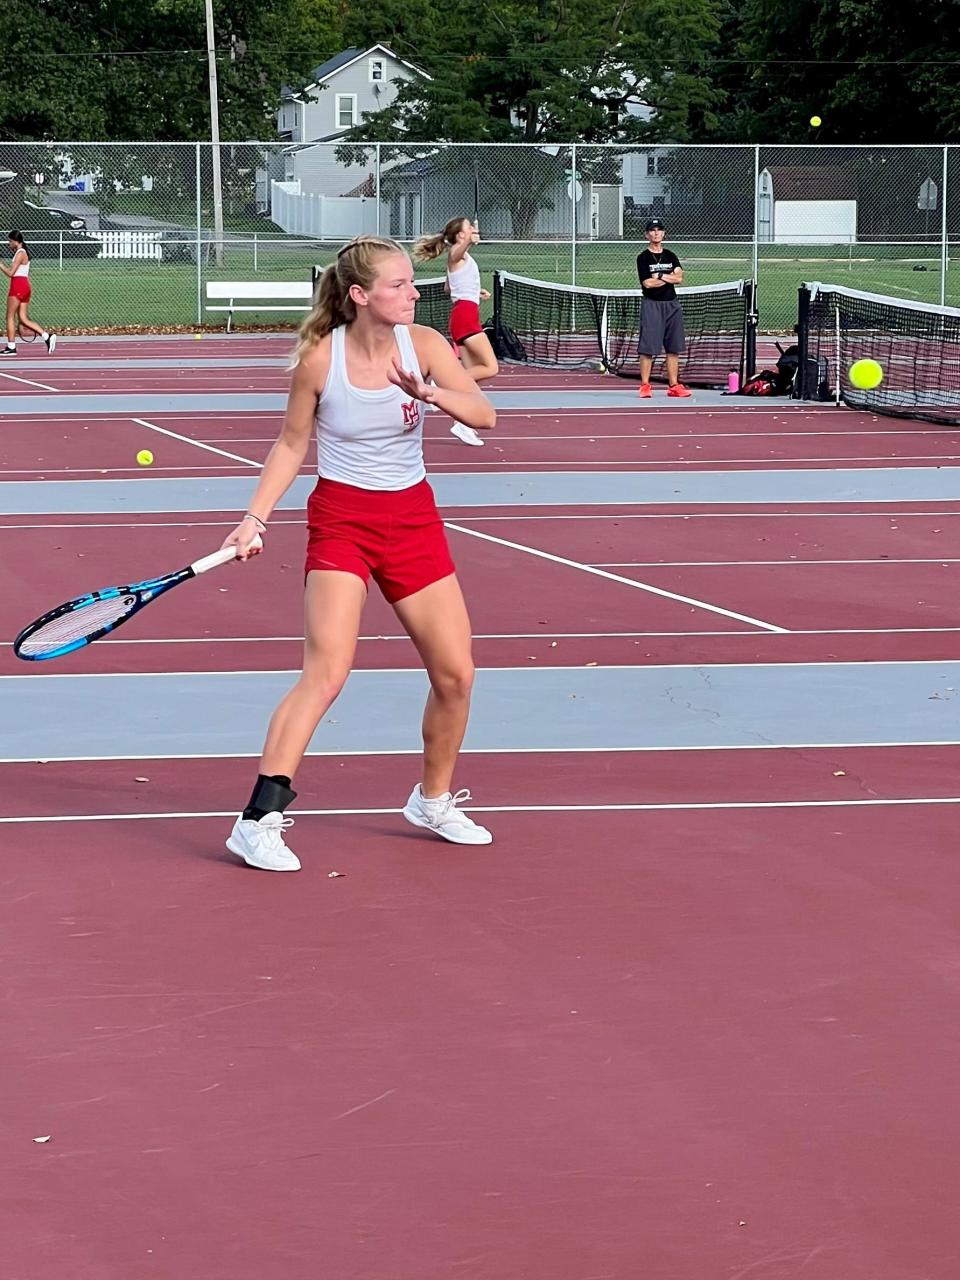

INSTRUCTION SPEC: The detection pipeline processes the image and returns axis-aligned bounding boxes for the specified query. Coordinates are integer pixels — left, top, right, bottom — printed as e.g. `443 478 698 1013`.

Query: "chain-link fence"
1 141 956 334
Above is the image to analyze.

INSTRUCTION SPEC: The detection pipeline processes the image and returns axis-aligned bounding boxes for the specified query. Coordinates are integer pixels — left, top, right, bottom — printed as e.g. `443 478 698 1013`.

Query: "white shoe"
226 811 301 871
450 422 485 447
45 333 57 354
402 785 493 845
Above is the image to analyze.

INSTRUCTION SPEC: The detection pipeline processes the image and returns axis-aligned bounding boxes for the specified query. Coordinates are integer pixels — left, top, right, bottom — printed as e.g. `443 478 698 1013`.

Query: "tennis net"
311 265 449 333
798 282 960 425
413 278 450 332
493 271 756 387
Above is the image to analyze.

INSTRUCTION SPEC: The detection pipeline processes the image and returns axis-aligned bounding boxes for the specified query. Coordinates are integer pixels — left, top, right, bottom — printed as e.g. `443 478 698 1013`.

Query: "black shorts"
638 299 685 357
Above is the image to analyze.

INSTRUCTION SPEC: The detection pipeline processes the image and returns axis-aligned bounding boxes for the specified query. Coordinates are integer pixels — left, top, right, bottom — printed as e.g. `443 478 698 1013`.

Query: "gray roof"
311 48 364 82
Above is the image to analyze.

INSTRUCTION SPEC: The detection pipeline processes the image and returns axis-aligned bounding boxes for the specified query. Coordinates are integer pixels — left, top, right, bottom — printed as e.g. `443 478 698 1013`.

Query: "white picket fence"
94 231 164 260
270 181 379 239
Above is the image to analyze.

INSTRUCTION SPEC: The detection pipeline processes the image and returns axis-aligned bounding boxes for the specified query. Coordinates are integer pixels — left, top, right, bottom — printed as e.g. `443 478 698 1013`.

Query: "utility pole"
203 0 225 266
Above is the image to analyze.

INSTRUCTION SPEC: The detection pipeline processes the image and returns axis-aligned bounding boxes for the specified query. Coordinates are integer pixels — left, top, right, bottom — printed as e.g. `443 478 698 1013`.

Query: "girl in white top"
1 231 56 355
220 235 496 872
414 217 498 447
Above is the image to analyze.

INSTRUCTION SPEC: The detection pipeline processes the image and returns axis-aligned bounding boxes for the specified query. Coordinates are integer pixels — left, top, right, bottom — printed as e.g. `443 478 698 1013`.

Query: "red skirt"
449 299 484 345
305 476 456 603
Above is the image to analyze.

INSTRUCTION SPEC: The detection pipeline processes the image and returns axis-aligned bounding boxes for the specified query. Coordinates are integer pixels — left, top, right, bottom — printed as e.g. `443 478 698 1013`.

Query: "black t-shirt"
636 248 682 301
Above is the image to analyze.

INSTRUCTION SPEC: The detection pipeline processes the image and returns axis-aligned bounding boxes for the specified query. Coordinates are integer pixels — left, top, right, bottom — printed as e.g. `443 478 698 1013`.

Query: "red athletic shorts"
9 277 31 302
305 476 456 603
449 299 484 345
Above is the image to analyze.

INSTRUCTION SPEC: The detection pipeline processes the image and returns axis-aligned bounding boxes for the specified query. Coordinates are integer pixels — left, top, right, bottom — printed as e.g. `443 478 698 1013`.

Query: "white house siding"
300 54 414 141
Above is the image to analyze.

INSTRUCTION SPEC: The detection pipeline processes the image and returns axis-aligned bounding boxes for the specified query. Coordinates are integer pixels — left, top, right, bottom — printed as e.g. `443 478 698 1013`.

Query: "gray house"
277 45 426 146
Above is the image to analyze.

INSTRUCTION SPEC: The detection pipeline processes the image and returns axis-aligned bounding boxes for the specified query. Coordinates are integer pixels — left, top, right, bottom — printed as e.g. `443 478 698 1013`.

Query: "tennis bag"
488 322 526 362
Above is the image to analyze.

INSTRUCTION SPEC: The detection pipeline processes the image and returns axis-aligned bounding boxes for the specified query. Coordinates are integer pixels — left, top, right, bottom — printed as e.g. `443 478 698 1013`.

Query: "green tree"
710 0 960 143
341 0 724 144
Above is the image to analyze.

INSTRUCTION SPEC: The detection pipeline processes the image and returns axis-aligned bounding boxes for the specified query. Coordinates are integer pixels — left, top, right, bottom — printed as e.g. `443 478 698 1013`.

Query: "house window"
646 155 656 176
336 94 357 129
369 58 385 82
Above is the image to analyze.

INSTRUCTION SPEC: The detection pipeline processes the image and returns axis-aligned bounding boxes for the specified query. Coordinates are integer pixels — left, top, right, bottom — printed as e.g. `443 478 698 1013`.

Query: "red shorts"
449 299 483 346
8 277 31 302
305 476 456 603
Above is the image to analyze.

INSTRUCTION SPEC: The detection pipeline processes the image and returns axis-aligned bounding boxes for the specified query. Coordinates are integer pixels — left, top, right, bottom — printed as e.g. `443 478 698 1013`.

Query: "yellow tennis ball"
849 359 884 390
809 115 822 128
194 333 202 340
136 449 154 467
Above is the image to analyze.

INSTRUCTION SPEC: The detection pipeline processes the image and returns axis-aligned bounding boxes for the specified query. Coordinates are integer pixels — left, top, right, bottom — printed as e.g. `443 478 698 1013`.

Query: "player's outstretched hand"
388 359 436 404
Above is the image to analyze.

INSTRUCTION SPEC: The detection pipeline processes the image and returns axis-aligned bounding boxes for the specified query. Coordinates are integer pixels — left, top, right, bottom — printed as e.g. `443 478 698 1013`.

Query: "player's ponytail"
412 217 469 262
291 235 407 367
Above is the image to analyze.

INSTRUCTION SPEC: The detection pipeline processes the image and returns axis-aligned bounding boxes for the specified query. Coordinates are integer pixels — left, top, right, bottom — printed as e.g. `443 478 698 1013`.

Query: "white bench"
205 280 314 332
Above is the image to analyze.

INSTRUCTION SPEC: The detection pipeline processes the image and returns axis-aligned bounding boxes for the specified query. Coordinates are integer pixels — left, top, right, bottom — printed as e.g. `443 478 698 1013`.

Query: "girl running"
221 235 496 873
414 217 498 447
1 232 56 355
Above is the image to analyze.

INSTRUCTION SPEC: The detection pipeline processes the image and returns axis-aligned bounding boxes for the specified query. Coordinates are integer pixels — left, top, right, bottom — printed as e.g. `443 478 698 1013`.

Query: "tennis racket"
13 541 258 662
15 318 37 344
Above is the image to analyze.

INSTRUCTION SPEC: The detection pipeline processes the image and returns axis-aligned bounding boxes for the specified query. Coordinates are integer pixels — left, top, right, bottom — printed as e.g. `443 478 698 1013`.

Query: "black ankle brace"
242 774 297 822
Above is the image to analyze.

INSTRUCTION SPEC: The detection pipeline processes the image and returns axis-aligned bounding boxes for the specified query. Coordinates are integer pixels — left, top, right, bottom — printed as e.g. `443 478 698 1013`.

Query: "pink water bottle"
727 367 740 394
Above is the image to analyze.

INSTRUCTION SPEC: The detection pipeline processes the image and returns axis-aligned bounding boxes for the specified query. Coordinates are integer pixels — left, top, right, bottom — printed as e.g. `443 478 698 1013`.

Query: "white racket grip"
190 535 262 576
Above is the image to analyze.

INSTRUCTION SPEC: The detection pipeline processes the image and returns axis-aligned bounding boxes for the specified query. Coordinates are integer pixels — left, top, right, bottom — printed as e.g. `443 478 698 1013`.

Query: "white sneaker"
402 785 493 845
226 811 301 871
450 422 485 447
45 333 57 354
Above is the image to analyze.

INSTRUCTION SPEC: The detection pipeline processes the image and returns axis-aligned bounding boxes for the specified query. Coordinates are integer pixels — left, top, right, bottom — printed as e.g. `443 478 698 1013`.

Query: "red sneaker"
638 382 653 398
666 383 692 398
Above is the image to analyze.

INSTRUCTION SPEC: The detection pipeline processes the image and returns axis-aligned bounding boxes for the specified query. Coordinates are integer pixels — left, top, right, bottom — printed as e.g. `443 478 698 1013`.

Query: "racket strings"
19 593 137 657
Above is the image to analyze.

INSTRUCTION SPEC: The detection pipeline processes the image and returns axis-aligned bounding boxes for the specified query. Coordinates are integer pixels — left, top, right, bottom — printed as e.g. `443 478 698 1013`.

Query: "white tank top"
12 255 29 278
447 253 480 303
315 324 426 490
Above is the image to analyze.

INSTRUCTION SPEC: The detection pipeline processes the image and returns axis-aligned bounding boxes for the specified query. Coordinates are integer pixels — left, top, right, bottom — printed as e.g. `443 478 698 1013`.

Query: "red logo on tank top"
401 399 420 431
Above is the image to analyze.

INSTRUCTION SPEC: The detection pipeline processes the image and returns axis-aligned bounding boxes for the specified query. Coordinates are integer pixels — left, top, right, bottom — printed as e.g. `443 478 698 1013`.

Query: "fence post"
59 230 63 272
570 142 577 285
375 143 381 236
195 142 203 326
942 145 949 307
253 232 258 273
752 145 760 289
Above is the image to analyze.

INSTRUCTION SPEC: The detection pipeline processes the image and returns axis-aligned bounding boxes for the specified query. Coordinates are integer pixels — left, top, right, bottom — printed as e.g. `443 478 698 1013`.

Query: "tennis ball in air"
136 449 154 467
809 115 822 128
849 359 884 390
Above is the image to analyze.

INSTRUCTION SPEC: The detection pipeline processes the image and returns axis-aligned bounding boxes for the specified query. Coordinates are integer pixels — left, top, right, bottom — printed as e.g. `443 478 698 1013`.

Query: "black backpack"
488 322 526 362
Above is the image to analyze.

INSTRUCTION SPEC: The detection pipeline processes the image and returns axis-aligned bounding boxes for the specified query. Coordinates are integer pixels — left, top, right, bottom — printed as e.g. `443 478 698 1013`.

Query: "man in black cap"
636 218 691 398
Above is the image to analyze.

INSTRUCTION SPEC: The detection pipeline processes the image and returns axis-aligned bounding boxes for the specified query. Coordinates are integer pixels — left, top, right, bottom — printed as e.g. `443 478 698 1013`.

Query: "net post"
795 284 810 400
492 270 503 346
745 279 758 381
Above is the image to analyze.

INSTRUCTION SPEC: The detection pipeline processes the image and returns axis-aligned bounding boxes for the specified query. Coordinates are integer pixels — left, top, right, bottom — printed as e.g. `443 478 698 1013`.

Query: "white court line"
445 521 789 633
3 795 960 824
425 456 960 468
592 558 960 568
201 428 960 444
3 739 960 763
4 511 960 533
0 370 59 392
5 626 960 648
132 418 261 468
3 658 956 681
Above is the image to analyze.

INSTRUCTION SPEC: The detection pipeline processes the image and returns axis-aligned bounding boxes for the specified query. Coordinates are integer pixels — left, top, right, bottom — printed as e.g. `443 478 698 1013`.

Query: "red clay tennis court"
2 335 960 1279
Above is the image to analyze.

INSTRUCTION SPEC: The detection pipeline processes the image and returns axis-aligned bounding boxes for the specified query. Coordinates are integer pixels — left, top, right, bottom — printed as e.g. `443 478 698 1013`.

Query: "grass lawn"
30 240 957 335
